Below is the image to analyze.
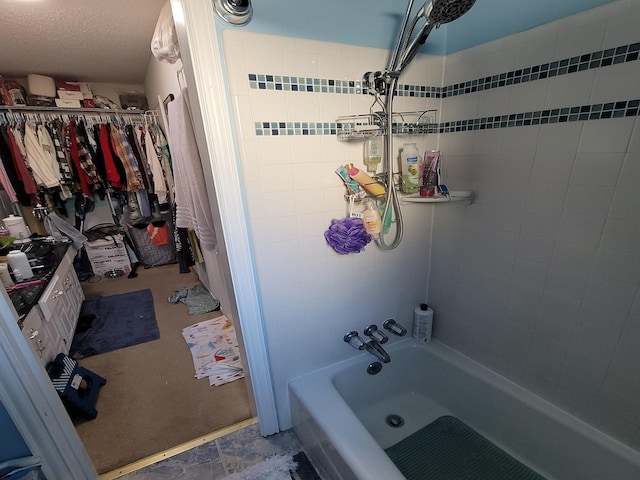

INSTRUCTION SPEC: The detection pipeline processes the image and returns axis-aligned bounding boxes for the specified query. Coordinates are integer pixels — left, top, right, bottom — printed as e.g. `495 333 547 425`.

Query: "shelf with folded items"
400 190 474 204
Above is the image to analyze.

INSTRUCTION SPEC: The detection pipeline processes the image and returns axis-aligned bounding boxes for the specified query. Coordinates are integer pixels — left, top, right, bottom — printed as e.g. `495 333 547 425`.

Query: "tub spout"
366 339 391 363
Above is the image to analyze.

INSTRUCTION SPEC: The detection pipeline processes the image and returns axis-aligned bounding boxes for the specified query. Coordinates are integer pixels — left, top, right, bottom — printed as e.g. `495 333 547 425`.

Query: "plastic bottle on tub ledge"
413 303 433 343
400 143 420 193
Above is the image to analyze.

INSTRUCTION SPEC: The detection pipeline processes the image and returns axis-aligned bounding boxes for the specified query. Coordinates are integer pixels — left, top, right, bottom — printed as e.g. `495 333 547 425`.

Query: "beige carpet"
72 263 252 474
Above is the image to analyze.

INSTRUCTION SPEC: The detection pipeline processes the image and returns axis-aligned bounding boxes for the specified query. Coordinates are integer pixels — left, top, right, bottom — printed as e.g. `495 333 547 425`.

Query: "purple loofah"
324 217 372 254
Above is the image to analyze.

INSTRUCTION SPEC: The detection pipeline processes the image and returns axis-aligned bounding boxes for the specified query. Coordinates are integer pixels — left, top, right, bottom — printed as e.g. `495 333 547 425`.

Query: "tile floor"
118 423 319 479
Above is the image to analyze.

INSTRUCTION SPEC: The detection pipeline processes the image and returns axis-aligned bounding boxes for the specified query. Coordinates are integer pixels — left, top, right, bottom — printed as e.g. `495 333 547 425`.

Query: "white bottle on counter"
7 250 33 280
412 303 433 343
3 214 30 239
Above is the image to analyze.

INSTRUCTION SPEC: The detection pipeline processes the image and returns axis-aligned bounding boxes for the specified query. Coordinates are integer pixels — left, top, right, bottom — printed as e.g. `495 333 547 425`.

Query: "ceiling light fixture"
213 0 253 26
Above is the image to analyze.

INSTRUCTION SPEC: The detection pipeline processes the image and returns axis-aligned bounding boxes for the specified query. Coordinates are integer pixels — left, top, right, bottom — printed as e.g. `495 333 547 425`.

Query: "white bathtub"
289 338 640 480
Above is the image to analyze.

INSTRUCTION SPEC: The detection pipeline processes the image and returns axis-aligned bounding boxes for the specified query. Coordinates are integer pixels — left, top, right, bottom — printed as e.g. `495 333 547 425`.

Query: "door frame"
0 289 97 479
170 0 279 435
0 1 279 476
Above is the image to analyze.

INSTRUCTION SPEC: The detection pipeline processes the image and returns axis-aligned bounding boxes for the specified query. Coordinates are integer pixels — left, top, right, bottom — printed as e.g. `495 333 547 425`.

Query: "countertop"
4 238 73 320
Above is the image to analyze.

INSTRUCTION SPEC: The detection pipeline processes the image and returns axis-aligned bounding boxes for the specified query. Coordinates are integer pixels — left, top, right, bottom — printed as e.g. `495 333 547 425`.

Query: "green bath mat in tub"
385 415 546 480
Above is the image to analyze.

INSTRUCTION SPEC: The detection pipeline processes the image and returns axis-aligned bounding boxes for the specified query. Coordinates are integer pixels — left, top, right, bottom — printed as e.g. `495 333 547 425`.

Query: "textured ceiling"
0 0 165 84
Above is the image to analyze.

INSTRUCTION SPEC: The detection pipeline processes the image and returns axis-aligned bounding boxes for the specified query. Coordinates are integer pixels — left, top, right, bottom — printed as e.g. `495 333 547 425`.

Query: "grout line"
98 417 258 480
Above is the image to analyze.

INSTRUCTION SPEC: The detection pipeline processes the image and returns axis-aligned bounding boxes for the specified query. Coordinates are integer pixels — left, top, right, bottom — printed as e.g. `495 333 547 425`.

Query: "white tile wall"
430 0 640 450
222 1 640 449
222 30 433 429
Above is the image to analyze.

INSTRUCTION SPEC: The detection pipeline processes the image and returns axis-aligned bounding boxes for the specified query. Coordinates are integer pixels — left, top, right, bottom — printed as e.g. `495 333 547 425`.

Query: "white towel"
167 88 217 251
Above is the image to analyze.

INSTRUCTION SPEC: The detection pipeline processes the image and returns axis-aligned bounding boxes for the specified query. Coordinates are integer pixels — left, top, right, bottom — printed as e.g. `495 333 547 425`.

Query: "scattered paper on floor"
181 315 244 386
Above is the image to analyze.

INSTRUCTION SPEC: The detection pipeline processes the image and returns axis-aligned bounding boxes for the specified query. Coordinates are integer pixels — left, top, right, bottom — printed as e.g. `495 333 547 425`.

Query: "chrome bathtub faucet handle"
344 331 366 350
364 324 388 344
383 318 407 336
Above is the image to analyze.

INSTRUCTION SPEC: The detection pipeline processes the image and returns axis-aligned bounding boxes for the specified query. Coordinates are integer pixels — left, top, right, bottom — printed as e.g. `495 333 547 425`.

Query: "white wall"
144 55 183 114
222 31 440 429
431 0 640 450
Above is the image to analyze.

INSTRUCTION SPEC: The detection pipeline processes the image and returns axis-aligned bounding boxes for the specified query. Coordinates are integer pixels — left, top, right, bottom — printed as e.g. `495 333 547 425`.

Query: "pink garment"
0 159 17 202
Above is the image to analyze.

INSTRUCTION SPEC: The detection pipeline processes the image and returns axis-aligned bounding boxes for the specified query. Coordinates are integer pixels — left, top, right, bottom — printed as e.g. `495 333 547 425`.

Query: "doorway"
0 0 259 475
74 263 253 473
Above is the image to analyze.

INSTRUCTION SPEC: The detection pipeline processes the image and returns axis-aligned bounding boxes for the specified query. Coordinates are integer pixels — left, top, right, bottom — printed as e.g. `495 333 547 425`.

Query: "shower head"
392 0 476 73
427 0 476 26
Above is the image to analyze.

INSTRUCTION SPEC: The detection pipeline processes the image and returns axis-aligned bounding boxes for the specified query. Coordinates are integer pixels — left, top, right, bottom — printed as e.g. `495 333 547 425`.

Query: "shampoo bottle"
362 199 382 239
363 136 383 173
400 143 420 193
412 303 433 343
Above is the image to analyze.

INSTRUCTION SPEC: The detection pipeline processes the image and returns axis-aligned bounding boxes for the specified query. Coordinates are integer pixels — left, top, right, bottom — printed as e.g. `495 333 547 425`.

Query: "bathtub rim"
290 337 640 479
289 357 405 479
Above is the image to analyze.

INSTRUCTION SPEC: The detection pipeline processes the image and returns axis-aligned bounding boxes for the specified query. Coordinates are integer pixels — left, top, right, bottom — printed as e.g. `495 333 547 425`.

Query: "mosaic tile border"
254 99 640 136
248 74 363 95
248 41 640 99
254 121 338 136
438 99 640 133
441 42 640 99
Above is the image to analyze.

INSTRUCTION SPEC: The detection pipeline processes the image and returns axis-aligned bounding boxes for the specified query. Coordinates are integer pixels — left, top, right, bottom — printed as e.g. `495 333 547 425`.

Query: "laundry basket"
127 215 176 267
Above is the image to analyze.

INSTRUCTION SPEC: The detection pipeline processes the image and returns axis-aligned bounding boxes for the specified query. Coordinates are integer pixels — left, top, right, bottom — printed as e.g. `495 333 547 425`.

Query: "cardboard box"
57 90 84 100
26 95 56 107
55 80 92 99
55 80 81 92
84 235 131 276
55 98 82 108
82 98 96 109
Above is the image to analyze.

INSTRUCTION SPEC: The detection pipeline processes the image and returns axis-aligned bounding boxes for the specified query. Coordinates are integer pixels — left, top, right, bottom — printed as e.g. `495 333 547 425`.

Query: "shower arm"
374 0 475 250
375 1 420 250
397 22 435 73
388 0 417 73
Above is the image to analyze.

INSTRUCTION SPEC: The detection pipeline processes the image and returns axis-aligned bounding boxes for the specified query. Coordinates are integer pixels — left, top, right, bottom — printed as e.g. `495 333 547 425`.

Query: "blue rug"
69 289 160 359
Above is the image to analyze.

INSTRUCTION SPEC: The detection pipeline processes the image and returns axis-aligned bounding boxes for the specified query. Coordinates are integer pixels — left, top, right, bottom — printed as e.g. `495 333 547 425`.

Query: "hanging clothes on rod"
0 108 175 223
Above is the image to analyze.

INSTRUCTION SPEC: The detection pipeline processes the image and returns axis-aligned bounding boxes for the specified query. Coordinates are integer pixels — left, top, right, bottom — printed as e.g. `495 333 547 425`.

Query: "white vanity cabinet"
21 247 84 367
21 307 55 364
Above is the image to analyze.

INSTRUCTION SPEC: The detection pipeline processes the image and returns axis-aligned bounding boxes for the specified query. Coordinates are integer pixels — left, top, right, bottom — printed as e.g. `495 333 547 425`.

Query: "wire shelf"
337 110 438 140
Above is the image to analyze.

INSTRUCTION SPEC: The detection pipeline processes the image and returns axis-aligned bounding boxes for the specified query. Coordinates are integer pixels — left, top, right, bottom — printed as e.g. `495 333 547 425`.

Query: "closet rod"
0 105 145 116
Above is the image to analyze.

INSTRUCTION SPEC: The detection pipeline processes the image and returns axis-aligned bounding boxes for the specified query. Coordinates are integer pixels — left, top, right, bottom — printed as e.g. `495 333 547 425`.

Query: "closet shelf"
401 190 474 204
0 105 146 115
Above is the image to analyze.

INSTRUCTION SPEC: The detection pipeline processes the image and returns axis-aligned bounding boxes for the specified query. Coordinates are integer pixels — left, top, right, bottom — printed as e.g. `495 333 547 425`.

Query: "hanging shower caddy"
336 109 438 140
335 108 473 204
